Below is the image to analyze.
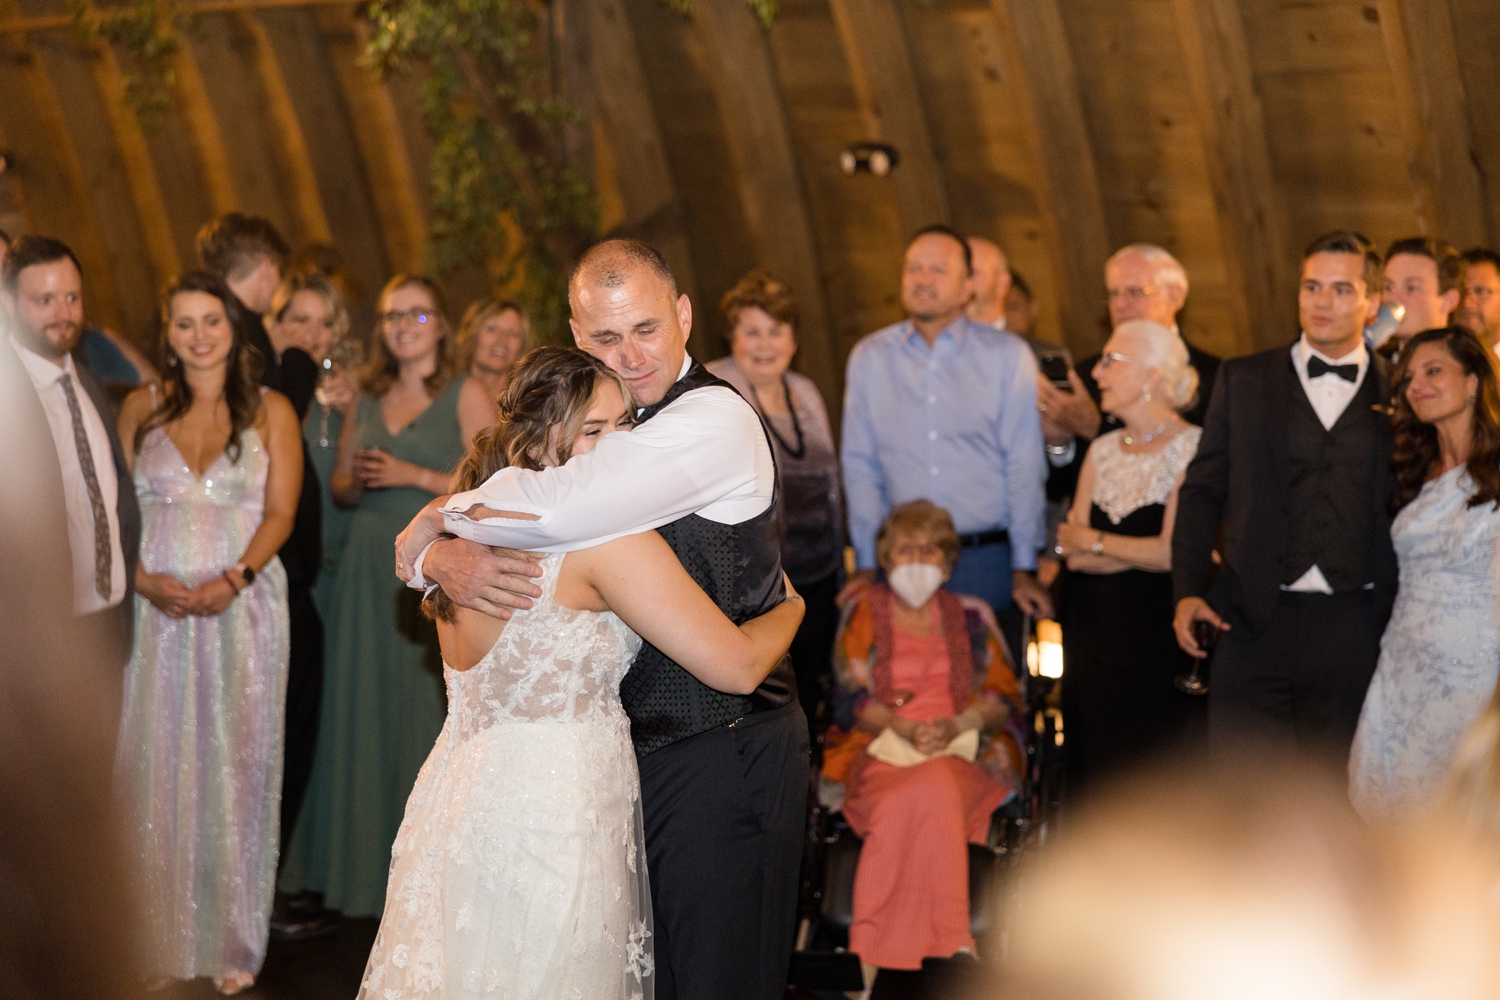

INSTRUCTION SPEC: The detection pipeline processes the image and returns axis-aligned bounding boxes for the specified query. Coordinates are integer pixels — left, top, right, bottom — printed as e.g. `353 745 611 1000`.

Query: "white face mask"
888 562 946 609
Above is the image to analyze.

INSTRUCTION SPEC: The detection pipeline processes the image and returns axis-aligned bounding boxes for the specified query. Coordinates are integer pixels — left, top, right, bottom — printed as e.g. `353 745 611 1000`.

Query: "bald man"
395 239 808 1000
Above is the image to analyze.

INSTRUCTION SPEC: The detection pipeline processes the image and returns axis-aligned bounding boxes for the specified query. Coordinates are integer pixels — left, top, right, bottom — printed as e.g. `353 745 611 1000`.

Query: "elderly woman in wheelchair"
822 500 1024 973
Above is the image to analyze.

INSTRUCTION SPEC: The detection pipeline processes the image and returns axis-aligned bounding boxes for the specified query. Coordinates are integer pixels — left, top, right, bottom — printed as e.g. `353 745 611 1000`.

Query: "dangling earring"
167 354 178 367
1142 386 1152 403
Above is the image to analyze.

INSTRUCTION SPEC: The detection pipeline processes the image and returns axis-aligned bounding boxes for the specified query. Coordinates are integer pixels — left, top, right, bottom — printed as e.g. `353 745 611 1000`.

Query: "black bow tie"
1307 356 1359 382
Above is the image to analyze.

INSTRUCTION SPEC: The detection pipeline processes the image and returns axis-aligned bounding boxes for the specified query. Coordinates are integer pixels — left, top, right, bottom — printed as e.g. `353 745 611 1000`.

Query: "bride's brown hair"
423 346 634 623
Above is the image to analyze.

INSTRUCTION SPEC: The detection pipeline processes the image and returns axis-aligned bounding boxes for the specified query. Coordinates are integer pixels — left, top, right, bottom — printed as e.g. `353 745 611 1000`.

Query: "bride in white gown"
1350 328 1500 819
359 348 804 1000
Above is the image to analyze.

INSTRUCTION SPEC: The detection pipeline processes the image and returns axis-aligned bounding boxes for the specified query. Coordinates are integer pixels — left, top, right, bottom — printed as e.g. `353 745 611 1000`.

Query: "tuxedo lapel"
1265 351 1293 488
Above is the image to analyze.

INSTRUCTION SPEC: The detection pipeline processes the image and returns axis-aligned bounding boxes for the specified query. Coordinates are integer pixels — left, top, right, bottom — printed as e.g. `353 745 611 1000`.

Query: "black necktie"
1307 356 1358 382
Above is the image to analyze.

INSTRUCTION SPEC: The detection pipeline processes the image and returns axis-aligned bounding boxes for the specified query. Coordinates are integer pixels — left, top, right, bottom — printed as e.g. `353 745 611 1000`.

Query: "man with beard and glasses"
1 236 140 705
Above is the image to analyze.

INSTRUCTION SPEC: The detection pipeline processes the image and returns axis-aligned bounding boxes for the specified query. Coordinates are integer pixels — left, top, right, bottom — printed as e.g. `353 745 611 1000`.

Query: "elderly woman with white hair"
1053 319 1206 791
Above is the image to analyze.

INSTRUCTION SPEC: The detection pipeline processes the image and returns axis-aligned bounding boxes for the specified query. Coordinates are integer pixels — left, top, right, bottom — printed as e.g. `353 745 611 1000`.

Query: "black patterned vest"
618 361 798 756
1282 360 1383 591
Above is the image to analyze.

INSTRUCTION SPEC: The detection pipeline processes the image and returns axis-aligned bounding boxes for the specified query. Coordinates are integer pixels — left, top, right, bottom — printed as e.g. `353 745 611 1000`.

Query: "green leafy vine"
71 0 191 127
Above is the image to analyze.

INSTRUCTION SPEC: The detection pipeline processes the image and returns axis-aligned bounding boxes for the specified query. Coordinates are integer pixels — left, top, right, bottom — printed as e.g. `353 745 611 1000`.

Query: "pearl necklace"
1122 420 1171 446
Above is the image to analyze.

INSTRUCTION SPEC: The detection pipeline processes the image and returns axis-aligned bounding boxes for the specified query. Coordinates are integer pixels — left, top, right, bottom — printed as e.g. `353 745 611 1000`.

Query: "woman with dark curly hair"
1349 325 1500 818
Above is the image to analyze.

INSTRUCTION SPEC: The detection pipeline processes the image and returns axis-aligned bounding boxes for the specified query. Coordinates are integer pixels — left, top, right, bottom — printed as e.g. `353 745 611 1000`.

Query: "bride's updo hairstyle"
1116 319 1199 413
423 346 635 623
1390 325 1500 514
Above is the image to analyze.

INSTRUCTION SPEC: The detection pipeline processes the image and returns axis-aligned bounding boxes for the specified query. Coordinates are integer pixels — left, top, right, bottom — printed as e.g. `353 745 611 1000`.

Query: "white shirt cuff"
407 539 438 591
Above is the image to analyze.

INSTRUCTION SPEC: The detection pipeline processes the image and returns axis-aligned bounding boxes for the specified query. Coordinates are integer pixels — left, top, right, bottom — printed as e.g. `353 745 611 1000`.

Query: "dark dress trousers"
1047 337 1220 502
240 303 326 854
1171 345 1397 757
623 362 810 1000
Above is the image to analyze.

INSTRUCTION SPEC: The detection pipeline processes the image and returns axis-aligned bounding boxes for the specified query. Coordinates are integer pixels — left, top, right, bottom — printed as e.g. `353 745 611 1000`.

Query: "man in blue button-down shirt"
840 225 1052 619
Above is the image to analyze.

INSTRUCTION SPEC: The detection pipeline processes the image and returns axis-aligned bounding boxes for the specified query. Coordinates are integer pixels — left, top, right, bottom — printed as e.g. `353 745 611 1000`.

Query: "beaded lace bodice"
1089 426 1202 525
443 552 644 743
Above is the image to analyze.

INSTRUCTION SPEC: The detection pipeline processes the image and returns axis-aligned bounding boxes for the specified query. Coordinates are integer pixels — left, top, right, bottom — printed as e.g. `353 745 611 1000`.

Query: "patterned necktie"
58 371 113 599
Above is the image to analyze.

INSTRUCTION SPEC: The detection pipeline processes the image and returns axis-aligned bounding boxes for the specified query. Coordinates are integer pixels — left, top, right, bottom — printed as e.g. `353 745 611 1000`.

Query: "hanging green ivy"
73 0 778 336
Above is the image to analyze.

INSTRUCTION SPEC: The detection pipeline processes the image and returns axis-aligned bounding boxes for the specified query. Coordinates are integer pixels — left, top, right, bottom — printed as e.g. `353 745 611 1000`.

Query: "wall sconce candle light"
839 142 900 177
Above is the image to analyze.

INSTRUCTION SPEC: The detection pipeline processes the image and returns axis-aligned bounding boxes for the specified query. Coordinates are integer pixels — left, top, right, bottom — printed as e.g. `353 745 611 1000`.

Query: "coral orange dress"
833 588 1019 970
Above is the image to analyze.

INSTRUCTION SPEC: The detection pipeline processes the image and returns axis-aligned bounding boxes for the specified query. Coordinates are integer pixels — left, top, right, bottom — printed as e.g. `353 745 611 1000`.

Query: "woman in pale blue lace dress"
116 272 304 994
1350 327 1500 819
359 348 805 1000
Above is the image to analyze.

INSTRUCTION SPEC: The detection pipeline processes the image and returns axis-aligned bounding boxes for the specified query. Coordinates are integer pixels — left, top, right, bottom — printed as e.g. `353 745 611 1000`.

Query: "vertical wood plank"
88 39 182 281
987 0 1111 356
171 40 240 215
236 10 333 243
1171 0 1293 351
682 0 840 404
1376 0 1487 247
314 6 425 274
1446 0 1500 247
825 0 950 235
586 0 700 310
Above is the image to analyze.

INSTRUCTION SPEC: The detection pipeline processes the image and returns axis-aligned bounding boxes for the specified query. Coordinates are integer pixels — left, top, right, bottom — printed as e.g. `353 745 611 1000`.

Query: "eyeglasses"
891 541 944 561
1106 285 1158 302
380 308 436 327
1097 352 1133 369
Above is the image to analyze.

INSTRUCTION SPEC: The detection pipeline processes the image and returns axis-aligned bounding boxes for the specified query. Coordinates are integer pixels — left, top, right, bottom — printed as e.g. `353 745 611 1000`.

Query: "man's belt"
957 529 1009 548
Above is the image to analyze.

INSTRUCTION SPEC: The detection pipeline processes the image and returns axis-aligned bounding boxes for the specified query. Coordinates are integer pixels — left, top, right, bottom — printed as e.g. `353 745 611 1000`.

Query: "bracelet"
1090 531 1105 556
1044 442 1072 455
222 570 244 595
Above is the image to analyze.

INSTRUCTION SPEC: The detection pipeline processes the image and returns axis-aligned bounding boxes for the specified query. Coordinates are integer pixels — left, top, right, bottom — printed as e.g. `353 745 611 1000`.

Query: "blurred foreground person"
115 273 301 994
996 757 1500 1000
1349 327 1500 818
0 261 144 1000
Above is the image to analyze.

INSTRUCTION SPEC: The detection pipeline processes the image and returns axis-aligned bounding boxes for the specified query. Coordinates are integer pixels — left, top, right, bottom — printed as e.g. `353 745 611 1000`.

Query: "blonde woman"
456 296 533 410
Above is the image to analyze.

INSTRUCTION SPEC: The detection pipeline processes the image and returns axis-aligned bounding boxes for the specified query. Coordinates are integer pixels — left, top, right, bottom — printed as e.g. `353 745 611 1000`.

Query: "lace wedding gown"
359 553 653 1000
1349 465 1500 819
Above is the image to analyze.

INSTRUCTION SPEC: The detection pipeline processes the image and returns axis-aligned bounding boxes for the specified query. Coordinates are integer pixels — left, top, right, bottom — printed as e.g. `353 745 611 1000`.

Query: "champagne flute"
1174 620 1218 695
314 338 364 447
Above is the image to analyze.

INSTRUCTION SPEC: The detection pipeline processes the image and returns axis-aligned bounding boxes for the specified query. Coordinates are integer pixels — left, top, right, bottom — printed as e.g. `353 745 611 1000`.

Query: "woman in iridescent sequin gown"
1350 328 1500 819
115 272 304 995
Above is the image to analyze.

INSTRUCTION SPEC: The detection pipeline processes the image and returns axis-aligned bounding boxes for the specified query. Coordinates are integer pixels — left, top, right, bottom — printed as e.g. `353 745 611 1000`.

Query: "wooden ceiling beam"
170 41 240 216
1376 0 1487 248
686 0 840 404
1171 0 1293 352
826 0 950 235
988 0 1111 356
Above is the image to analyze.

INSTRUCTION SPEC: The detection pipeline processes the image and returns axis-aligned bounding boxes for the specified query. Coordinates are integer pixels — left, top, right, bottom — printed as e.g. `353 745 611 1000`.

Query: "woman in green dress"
282 274 492 917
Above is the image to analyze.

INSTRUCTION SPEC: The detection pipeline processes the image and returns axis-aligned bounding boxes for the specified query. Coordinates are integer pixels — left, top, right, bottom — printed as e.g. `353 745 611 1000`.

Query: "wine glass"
1174 619 1219 695
314 338 364 447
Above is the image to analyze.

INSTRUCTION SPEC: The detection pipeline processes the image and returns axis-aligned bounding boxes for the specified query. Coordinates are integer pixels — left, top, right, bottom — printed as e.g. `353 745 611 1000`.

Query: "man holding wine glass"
1171 231 1399 760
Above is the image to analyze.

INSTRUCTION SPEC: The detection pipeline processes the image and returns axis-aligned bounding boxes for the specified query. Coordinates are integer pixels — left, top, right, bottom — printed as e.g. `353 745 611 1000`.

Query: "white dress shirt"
12 337 127 614
1284 333 1370 594
409 355 774 587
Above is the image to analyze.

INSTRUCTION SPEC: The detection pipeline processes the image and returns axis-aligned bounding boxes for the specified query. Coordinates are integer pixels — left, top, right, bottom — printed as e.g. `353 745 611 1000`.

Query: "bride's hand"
782 572 803 607
138 571 195 620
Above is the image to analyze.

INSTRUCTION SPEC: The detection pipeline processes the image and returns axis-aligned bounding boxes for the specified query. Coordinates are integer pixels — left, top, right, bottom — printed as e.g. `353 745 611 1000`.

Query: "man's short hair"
1463 247 1500 274
909 224 972 274
1303 230 1382 294
1 235 82 295
569 239 678 299
1107 243 1189 295
195 212 290 282
1384 236 1467 295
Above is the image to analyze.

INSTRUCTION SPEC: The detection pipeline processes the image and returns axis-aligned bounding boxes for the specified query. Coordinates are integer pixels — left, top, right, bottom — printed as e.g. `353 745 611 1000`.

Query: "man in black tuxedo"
1038 243 1221 500
197 214 329 935
1171 231 1398 758
2 237 141 688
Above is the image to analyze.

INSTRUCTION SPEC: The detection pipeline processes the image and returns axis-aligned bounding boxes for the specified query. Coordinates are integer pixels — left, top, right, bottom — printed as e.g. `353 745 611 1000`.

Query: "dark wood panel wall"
1 0 1496 414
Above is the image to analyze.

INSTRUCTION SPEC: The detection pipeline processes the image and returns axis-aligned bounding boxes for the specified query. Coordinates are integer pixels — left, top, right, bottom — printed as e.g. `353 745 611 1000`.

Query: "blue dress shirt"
840 316 1046 572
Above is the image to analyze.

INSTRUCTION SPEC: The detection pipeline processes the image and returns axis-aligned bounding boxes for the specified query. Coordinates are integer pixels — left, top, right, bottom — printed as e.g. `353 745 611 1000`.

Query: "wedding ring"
1039 403 1048 412
1053 545 1064 556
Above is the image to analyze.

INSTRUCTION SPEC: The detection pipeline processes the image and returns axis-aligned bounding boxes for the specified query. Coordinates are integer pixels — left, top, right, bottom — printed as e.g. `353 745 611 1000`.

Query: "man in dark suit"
1 236 141 683
1038 243 1221 501
197 214 331 936
1171 231 1397 759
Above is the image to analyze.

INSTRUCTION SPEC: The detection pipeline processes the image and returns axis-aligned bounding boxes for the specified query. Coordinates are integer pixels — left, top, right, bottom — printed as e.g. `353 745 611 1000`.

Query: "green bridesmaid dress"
303 400 353 619
282 376 468 916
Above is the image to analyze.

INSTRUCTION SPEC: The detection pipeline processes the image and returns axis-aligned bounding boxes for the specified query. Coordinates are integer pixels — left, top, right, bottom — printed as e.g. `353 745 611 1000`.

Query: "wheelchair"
787 615 1067 995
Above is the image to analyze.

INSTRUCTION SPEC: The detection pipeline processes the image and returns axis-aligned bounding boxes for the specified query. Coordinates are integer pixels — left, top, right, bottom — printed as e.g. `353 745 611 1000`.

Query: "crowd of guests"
6 206 1500 994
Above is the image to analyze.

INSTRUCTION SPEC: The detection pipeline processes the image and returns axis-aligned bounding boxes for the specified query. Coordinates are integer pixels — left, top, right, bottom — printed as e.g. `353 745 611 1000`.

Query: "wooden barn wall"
1 0 1497 416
